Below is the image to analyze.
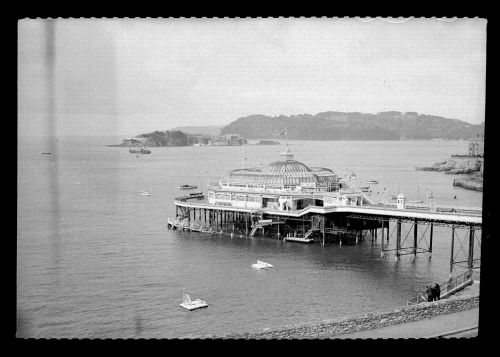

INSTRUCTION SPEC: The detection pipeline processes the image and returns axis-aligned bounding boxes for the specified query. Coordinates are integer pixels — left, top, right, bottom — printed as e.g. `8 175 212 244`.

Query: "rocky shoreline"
416 158 482 175
453 174 483 192
416 157 483 192
213 295 479 339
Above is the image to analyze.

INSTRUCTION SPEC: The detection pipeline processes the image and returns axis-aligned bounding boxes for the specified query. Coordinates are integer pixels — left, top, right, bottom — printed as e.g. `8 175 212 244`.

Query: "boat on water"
284 236 314 243
176 184 204 201
179 184 198 190
138 191 151 196
180 290 208 311
407 186 424 204
42 152 52 155
129 145 151 154
368 180 379 184
251 260 274 269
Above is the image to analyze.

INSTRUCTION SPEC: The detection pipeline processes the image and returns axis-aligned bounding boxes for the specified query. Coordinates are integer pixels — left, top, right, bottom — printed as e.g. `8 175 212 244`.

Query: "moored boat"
284 236 314 243
251 260 274 269
129 145 151 154
180 290 208 311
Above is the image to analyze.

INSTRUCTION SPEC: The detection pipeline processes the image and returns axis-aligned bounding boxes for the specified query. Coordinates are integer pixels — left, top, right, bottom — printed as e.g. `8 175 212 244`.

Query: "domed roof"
259 160 316 186
226 145 337 187
228 159 317 186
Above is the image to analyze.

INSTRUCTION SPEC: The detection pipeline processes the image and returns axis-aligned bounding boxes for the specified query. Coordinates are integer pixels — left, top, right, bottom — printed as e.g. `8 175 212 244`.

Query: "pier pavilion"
169 144 482 278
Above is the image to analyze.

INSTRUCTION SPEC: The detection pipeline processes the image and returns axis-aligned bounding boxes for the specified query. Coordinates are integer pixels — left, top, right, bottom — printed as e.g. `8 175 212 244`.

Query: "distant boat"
180 290 208 311
129 145 151 154
251 260 274 269
42 152 52 155
360 183 371 192
408 185 423 203
138 191 151 196
179 184 198 190
368 180 379 184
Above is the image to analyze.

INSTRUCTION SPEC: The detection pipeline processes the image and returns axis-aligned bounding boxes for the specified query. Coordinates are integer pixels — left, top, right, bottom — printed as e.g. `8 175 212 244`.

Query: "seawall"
217 295 479 339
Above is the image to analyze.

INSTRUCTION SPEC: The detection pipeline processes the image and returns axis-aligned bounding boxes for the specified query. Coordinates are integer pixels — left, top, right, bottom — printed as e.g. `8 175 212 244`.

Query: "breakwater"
217 295 479 339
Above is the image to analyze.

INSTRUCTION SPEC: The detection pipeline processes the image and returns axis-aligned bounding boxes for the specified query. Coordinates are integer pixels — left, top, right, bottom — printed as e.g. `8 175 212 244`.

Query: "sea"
17 136 483 338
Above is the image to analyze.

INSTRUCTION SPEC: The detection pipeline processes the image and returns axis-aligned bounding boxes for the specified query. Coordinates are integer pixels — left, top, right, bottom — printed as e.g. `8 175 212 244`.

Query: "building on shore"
467 134 484 157
209 133 246 146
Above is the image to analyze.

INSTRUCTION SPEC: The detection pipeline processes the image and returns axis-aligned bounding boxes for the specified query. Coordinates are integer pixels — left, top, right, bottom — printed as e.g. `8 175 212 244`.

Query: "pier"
169 198 482 276
168 141 482 284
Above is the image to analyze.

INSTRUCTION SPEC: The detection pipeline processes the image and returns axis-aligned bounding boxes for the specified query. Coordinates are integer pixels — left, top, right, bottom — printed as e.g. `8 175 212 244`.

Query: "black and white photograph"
17 17 486 339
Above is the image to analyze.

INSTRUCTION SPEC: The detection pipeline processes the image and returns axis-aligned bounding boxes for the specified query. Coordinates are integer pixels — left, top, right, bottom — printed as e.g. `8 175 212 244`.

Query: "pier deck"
174 199 482 226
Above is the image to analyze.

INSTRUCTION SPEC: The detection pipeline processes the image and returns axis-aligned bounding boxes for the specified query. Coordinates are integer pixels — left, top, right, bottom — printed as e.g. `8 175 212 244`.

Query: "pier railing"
406 269 475 306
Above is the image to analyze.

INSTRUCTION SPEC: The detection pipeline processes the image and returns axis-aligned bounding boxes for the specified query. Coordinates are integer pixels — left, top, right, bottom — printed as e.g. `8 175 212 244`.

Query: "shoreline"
210 283 480 339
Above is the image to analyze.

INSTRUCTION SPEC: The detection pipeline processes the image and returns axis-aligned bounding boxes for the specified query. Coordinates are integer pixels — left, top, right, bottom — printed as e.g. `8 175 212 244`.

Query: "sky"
18 18 487 137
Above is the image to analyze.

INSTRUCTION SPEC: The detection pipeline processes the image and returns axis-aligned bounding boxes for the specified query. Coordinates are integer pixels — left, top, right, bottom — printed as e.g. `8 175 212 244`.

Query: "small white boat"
284 236 314 243
180 291 208 311
251 260 274 269
138 191 151 196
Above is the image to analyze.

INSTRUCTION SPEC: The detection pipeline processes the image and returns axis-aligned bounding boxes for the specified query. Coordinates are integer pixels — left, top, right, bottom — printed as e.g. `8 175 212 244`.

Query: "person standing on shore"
433 281 441 301
426 286 433 302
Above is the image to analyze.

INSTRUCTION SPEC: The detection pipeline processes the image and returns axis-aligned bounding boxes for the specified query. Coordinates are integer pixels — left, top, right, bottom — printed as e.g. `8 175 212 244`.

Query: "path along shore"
214 281 480 339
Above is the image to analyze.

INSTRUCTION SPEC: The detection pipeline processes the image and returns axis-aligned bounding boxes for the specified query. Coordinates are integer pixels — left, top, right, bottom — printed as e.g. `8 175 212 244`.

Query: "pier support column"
429 223 433 259
381 222 385 257
468 226 475 271
449 226 455 277
395 220 401 261
386 221 390 242
245 213 249 236
413 220 418 257
322 218 325 247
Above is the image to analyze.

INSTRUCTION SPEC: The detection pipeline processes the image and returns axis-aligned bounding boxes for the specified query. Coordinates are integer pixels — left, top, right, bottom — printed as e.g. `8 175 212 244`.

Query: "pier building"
168 142 482 285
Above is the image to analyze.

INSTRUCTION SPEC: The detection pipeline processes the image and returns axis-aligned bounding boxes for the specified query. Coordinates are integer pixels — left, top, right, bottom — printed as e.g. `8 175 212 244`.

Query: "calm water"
17 136 482 338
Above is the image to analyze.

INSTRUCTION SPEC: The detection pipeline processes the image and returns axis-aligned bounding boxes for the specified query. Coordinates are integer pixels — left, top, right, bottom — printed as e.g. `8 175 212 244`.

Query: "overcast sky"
18 18 487 137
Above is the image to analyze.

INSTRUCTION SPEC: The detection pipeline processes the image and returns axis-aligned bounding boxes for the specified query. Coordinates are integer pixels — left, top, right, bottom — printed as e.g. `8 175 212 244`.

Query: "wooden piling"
429 222 433 257
396 220 401 260
413 220 418 256
381 220 385 257
450 226 455 275
468 226 474 270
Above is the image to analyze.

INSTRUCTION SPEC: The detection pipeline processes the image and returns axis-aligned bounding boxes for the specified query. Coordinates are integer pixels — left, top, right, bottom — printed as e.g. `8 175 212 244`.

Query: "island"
108 131 246 147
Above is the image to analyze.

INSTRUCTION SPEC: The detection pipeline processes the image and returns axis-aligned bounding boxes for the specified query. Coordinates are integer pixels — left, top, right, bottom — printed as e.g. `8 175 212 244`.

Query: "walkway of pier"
173 200 482 226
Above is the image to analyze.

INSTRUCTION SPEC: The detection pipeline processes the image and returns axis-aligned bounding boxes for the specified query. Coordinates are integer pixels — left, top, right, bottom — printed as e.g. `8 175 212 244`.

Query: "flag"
280 129 287 136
